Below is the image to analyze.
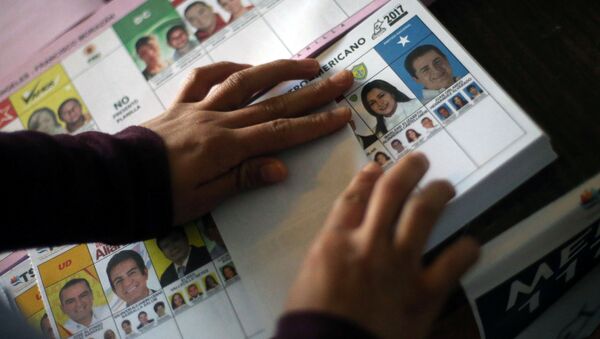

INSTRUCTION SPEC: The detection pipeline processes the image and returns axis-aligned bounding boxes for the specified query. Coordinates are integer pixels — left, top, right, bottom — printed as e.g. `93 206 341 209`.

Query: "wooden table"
425 0 599 337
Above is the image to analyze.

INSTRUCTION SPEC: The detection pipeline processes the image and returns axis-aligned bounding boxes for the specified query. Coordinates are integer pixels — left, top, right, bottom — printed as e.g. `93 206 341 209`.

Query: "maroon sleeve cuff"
0 126 173 249
273 311 378 339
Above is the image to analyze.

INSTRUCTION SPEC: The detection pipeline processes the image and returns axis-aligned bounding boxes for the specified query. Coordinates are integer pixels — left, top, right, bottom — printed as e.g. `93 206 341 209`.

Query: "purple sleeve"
273 311 378 339
0 126 173 249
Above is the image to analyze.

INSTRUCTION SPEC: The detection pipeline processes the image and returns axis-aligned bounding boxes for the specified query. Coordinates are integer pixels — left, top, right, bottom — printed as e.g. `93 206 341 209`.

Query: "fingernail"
260 162 288 183
331 107 351 120
363 162 382 174
330 70 353 86
411 151 429 169
299 59 320 72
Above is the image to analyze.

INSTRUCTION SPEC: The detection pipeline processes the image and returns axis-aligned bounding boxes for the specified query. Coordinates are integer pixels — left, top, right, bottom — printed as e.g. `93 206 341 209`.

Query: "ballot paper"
212 0 555 329
29 220 265 339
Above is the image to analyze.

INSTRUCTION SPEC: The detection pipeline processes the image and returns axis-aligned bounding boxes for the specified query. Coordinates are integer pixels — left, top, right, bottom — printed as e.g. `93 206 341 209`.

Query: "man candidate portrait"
106 250 157 310
156 228 212 286
404 44 461 103
59 278 110 334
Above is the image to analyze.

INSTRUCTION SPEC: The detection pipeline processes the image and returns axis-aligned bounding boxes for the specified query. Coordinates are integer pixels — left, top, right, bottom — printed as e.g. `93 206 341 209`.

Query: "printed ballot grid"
0 0 371 135
343 15 525 188
29 221 261 339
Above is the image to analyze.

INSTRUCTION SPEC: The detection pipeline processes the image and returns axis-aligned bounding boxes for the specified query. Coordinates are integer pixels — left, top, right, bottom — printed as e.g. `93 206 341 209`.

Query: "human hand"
144 59 354 225
285 153 480 339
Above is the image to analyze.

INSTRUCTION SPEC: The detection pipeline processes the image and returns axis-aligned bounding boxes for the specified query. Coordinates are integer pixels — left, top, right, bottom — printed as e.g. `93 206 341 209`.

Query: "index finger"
201 59 322 111
225 70 353 128
236 107 351 157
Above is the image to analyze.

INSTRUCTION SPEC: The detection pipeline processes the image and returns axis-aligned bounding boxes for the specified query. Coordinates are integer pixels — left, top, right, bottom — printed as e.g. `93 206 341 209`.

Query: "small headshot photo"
450 94 468 110
59 278 110 333
390 139 405 154
106 250 157 309
166 25 198 62
153 301 167 318
405 128 422 144
420 117 437 135
404 44 462 103
156 228 212 287
187 283 203 301
435 104 453 121
184 1 227 43
221 264 238 281
57 98 90 133
171 292 187 310
103 329 117 339
136 311 154 330
135 35 169 80
465 82 483 99
27 107 66 135
361 79 421 137
200 215 228 259
374 151 391 167
121 319 133 336
218 0 254 23
204 274 220 291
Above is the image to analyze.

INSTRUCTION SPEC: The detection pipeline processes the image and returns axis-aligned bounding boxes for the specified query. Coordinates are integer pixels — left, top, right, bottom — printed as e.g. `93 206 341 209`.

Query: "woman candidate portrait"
27 108 66 135
451 94 468 109
171 292 187 310
406 128 422 143
374 151 391 167
360 79 421 137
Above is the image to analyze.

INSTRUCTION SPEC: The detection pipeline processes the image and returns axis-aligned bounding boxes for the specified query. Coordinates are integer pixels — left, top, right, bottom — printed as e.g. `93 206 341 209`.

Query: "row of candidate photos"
116 0 257 84
367 79 487 169
31 216 255 339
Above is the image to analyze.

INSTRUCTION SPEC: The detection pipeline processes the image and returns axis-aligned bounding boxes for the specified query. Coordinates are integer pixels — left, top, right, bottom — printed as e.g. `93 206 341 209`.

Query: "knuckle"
271 59 293 69
262 96 288 117
308 111 329 126
310 77 330 95
410 197 438 218
224 70 250 91
338 190 366 207
268 118 292 135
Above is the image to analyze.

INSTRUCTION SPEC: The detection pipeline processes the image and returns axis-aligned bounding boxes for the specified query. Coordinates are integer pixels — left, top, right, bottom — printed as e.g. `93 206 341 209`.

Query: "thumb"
234 157 289 190
173 158 287 224
189 157 288 212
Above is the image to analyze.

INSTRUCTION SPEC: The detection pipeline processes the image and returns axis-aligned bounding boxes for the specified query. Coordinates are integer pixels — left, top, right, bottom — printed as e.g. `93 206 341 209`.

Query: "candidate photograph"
154 227 212 287
48 274 111 337
101 248 161 312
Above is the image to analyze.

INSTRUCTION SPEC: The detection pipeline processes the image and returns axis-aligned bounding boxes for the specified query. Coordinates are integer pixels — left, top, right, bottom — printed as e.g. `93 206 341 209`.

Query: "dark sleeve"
273 311 378 339
0 126 173 250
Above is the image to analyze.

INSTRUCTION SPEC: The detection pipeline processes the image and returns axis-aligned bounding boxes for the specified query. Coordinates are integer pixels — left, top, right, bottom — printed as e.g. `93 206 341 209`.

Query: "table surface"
425 0 599 337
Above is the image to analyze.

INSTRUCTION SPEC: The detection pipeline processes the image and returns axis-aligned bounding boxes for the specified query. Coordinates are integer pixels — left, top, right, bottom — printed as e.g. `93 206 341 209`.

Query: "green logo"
351 63 368 80
349 94 358 102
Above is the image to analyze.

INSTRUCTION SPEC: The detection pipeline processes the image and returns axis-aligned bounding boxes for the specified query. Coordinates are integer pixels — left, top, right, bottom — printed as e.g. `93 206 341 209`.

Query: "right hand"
285 153 480 339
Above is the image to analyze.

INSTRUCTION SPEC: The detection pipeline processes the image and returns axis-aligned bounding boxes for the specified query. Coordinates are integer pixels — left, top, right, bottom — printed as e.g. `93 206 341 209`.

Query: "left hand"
144 59 354 225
